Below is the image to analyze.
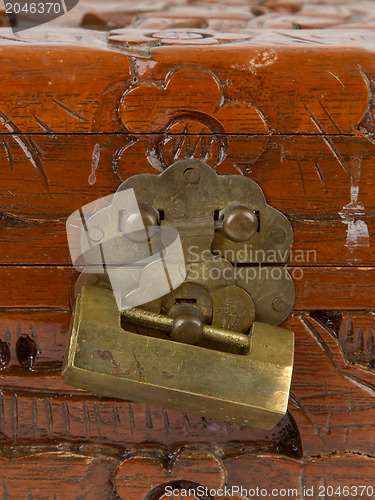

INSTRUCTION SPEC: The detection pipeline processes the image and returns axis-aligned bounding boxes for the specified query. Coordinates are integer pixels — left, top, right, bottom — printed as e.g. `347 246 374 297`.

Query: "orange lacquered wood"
1 1 375 497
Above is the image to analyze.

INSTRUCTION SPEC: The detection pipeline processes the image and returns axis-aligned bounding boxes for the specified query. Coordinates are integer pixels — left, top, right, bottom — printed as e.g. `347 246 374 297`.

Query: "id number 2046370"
5 2 61 14
317 485 374 497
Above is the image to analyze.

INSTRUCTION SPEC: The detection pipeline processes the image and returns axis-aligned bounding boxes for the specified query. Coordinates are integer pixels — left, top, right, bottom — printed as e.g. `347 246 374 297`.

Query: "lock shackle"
121 307 251 353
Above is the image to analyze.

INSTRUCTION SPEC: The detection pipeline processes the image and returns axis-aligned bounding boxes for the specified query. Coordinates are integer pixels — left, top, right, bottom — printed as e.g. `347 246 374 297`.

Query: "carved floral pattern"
114 447 375 499
114 449 242 499
114 67 268 178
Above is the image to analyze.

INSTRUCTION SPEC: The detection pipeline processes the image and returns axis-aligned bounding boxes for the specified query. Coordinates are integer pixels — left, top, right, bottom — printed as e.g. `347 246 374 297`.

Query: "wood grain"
0 133 374 266
1 134 374 217
0 448 374 499
1 266 374 310
0 451 117 499
2 217 374 266
0 43 373 135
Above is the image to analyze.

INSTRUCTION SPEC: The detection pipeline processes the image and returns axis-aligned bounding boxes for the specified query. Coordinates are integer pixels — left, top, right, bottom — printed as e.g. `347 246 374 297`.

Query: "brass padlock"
62 159 295 430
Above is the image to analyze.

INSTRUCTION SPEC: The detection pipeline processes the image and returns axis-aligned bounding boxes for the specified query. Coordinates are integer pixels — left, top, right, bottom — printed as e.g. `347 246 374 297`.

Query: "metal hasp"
63 159 295 430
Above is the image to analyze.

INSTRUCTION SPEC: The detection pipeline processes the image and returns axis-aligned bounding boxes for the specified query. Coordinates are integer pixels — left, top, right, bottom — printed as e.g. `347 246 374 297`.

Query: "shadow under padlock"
62 159 295 430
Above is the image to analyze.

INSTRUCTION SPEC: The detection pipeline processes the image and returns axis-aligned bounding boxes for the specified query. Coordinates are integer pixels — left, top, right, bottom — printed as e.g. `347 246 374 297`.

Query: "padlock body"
63 286 294 430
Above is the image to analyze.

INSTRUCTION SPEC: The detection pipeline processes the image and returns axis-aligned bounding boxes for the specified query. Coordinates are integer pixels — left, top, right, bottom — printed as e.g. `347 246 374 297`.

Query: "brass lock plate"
63 159 295 429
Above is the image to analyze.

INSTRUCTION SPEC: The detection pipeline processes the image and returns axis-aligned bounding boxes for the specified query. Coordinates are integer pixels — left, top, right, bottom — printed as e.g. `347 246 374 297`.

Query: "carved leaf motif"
289 314 375 456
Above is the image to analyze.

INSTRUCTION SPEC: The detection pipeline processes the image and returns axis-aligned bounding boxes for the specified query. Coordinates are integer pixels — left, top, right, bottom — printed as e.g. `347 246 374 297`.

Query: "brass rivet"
88 226 104 243
183 167 200 184
272 296 288 313
271 228 286 244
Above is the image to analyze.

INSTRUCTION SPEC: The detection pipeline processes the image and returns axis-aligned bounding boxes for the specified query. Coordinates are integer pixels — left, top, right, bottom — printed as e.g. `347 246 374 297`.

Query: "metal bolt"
272 296 288 313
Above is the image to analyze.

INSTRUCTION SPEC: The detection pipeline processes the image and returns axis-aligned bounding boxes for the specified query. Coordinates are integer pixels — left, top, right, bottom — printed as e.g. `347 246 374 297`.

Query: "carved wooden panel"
0 0 374 497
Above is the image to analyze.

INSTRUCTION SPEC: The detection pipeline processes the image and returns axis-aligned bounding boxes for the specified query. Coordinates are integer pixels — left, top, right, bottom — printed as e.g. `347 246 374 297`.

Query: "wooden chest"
1 0 375 498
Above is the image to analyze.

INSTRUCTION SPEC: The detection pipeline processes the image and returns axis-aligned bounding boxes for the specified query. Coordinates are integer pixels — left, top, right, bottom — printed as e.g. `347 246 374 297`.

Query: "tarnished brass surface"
63 286 294 430
76 159 295 327
63 159 295 429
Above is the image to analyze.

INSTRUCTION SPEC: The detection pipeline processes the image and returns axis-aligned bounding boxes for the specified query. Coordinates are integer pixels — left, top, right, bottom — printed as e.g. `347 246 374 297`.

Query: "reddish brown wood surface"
1 265 375 310
0 0 375 497
0 44 373 136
